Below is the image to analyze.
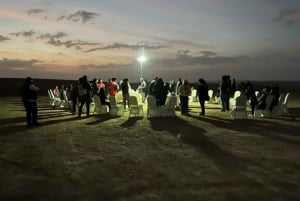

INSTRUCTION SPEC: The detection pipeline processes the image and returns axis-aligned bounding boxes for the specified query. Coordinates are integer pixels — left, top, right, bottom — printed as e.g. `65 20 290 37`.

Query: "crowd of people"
21 75 284 126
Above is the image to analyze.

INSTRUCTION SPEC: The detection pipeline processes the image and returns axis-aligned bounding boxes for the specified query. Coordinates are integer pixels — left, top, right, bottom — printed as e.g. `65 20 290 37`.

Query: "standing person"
148 76 158 96
59 84 65 100
220 75 231 112
97 78 106 90
178 79 192 115
21 77 40 126
53 85 60 98
91 78 99 97
140 78 147 103
120 78 130 110
175 77 183 109
70 80 79 114
154 78 168 106
98 86 111 111
108 78 119 96
245 80 257 115
270 85 280 111
175 78 182 95
78 75 92 118
197 78 209 116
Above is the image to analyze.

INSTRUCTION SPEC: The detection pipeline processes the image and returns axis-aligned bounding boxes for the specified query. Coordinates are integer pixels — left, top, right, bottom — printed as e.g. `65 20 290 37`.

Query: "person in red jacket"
108 78 119 96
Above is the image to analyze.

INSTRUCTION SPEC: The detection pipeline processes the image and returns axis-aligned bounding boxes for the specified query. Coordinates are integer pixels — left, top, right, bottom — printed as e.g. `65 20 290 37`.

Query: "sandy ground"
0 95 299 201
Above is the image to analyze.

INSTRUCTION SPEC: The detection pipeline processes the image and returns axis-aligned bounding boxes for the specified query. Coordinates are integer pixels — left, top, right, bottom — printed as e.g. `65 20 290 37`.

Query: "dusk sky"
1 0 300 82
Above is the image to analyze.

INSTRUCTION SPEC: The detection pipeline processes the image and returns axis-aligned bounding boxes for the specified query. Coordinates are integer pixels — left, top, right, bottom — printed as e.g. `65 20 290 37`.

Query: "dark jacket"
197 82 208 102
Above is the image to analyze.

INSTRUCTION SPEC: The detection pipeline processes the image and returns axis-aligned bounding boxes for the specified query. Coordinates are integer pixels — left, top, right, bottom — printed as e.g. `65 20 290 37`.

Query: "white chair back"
162 95 178 116
129 96 143 117
165 96 178 109
109 95 124 116
233 90 241 99
231 95 248 119
283 92 290 105
208 89 213 99
147 95 159 117
109 95 117 106
93 95 108 114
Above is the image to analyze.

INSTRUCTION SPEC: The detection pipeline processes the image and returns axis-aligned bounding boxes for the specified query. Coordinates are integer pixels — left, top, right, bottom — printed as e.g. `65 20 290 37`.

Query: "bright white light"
137 49 147 78
137 55 147 63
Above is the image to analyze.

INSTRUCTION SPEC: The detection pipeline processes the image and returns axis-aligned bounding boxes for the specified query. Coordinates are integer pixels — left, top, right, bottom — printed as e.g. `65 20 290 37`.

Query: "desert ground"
0 92 299 201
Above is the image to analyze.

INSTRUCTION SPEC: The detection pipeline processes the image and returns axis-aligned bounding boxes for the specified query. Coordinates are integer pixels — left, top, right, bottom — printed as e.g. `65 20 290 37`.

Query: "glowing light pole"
137 48 147 79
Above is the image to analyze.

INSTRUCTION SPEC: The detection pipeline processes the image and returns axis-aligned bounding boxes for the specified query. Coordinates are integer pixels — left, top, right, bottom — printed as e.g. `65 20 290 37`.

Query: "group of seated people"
228 81 283 115
50 75 286 118
49 75 189 116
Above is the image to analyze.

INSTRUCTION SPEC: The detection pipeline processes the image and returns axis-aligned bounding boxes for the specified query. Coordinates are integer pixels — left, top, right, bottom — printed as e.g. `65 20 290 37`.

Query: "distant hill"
0 78 77 97
0 78 299 97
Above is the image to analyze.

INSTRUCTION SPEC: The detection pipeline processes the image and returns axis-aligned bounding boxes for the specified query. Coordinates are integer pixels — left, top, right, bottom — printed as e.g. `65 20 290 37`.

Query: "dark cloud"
199 50 218 57
85 42 167 52
58 10 100 23
10 30 35 37
26 8 45 15
0 58 41 69
273 9 300 25
161 50 236 66
11 30 67 40
9 29 100 50
80 62 133 70
46 38 100 49
0 34 10 42
39 32 67 40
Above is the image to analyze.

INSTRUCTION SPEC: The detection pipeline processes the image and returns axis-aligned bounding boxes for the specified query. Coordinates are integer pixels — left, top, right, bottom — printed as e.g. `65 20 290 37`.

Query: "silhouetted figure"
99 87 111 110
178 79 192 115
60 84 65 100
78 75 92 117
175 77 182 95
197 78 209 116
71 81 79 114
91 78 99 97
154 78 168 106
21 77 40 126
139 78 147 103
220 75 231 112
245 80 257 115
148 76 158 96
270 85 280 111
256 86 271 110
120 78 130 109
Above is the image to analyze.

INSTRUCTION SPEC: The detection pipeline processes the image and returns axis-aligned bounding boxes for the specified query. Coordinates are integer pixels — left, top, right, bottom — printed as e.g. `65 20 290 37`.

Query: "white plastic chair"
230 90 241 108
207 89 214 103
48 89 63 107
115 92 123 104
162 95 178 117
129 96 143 117
191 89 197 102
147 95 160 117
270 94 284 116
231 95 248 119
281 92 290 114
93 95 108 114
63 91 72 110
109 95 124 116
254 95 274 117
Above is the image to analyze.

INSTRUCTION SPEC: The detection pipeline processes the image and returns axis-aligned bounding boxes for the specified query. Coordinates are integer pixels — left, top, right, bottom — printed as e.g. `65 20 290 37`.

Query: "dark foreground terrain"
0 94 299 201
